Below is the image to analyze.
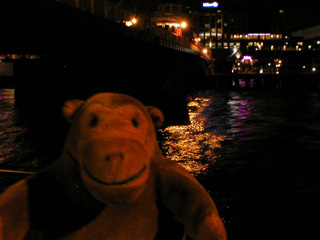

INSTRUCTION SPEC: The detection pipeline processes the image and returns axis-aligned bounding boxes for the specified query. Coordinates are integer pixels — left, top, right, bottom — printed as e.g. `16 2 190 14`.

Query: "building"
150 3 188 38
186 2 285 51
292 25 320 50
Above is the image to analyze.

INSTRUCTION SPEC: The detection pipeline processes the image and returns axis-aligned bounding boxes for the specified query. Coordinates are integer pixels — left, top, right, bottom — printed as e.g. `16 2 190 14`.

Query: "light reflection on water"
0 89 38 170
160 89 320 239
159 94 225 175
1 87 320 239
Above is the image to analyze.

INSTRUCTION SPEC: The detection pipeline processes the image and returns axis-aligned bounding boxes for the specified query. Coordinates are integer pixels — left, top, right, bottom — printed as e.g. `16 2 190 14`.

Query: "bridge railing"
56 0 201 55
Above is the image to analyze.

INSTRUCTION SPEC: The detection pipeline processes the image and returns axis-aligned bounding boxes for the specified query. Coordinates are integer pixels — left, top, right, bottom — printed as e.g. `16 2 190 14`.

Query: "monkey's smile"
83 165 147 186
67 151 147 186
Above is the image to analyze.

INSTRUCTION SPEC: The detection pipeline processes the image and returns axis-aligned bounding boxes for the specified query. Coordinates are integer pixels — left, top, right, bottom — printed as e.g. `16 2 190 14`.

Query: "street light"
131 18 137 24
124 18 138 27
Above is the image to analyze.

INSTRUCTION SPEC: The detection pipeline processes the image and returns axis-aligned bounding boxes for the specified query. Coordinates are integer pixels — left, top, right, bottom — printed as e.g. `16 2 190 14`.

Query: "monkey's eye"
89 115 99 127
132 118 139 128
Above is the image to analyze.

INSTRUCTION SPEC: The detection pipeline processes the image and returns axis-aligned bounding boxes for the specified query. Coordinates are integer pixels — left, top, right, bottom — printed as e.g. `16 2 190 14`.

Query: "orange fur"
0 93 226 240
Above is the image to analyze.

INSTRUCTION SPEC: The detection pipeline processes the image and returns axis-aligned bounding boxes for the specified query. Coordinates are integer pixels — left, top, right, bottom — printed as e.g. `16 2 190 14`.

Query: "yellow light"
203 48 208 54
125 21 133 27
132 18 137 24
181 22 187 28
159 96 226 175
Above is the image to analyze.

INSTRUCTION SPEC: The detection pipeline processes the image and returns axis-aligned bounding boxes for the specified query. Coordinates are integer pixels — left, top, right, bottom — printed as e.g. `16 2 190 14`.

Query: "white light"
181 22 187 28
203 2 219 8
125 21 133 27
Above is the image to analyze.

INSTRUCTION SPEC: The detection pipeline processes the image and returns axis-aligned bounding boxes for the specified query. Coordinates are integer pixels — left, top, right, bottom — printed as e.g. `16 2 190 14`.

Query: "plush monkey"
0 93 226 240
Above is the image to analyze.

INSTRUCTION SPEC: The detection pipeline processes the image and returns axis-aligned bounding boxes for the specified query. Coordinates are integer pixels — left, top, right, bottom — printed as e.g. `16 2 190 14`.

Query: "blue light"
203 2 219 8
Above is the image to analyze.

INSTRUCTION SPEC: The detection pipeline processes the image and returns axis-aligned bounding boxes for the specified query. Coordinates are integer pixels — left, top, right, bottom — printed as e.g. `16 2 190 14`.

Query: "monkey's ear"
62 99 85 123
146 106 164 128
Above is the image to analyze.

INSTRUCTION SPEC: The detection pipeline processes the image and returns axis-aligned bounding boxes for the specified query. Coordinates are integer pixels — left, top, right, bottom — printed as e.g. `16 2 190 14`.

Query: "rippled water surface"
160 90 320 239
0 89 39 168
1 88 320 239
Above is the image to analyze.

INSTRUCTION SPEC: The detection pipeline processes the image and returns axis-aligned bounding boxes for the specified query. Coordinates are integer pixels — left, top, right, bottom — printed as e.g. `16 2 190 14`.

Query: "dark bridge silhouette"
0 0 206 125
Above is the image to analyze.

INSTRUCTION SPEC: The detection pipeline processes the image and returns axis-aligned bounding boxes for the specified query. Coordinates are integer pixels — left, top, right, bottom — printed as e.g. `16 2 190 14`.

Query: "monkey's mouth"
83 165 147 186
66 150 147 186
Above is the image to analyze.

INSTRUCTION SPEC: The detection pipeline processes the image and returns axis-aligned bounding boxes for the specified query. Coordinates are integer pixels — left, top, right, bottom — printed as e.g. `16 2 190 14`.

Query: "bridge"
0 0 207 126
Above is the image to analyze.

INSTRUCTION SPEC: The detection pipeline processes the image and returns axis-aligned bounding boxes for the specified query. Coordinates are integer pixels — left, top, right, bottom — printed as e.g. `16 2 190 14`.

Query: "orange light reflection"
160 96 225 175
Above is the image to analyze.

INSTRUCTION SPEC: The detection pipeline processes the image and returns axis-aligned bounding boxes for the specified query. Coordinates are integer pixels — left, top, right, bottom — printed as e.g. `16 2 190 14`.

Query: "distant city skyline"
147 0 320 32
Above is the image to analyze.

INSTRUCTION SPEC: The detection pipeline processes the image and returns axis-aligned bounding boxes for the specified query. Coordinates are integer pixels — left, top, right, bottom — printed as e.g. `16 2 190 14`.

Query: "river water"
1 87 320 239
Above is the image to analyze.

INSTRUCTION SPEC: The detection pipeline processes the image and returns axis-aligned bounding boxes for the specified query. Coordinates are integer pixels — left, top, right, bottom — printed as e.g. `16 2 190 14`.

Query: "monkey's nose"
105 153 124 162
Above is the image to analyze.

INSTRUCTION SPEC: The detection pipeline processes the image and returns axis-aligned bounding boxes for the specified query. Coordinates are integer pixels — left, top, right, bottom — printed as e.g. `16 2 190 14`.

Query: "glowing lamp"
125 21 133 27
203 48 208 54
243 55 252 60
203 2 219 8
181 22 187 28
132 18 137 24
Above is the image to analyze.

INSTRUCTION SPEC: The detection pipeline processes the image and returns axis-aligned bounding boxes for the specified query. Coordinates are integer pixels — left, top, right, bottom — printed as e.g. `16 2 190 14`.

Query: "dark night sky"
137 0 320 32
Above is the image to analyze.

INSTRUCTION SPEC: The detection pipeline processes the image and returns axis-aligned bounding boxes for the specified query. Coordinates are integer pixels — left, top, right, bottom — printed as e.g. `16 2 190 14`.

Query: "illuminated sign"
203 2 219 8
243 55 252 60
247 33 271 36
